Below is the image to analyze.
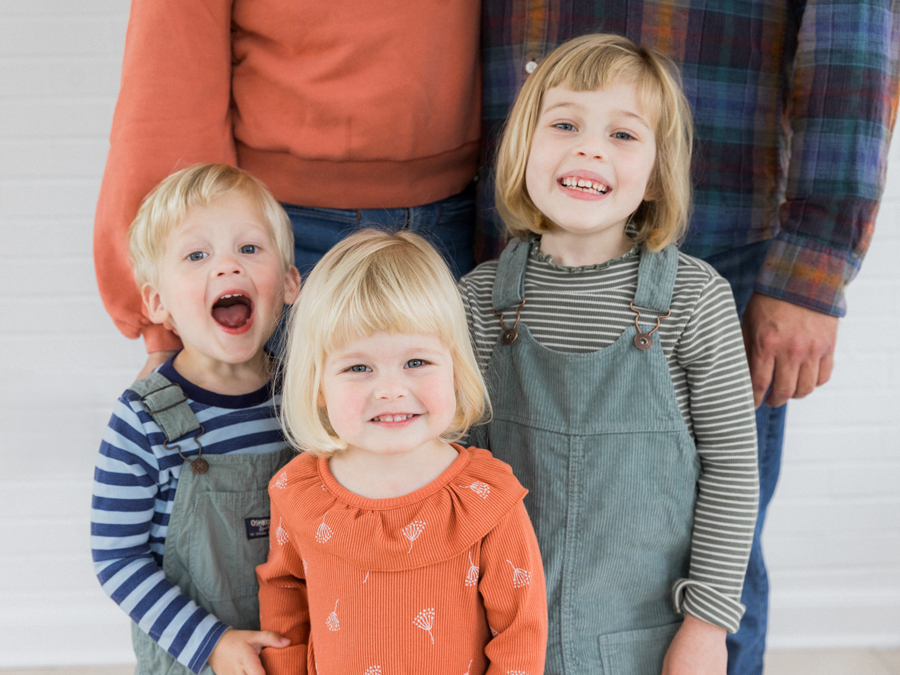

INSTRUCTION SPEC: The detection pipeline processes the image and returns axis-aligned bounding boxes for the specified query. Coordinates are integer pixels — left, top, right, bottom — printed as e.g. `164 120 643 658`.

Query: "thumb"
253 631 291 649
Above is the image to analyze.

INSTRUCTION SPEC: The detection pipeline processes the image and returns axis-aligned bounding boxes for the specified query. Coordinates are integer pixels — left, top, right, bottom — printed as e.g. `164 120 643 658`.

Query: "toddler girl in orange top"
256 229 547 675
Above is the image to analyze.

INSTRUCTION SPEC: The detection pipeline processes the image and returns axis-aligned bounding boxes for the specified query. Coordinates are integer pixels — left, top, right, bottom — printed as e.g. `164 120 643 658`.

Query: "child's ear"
141 283 178 334
283 266 302 305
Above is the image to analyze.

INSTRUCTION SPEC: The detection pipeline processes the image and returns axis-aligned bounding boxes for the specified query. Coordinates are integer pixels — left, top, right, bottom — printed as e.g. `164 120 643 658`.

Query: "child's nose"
214 254 245 276
374 373 407 399
575 134 606 160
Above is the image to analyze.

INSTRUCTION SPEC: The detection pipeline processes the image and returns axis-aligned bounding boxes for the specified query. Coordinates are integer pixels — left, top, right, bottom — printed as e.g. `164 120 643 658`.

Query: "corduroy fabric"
257 445 547 675
475 242 699 674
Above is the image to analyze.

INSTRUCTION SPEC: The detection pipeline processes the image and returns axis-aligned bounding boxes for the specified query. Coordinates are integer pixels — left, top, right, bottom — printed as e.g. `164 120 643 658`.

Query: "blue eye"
187 251 207 261
613 131 636 141
405 359 427 369
240 244 258 254
554 122 576 131
349 364 371 373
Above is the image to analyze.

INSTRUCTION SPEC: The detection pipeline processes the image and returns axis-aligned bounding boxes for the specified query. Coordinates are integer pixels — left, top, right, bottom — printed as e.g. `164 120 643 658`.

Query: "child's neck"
540 228 633 267
328 441 460 499
172 348 272 396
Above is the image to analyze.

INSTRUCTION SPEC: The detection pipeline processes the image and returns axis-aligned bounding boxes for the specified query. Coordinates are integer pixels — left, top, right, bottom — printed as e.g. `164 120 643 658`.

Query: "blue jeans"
701 241 787 675
281 181 477 280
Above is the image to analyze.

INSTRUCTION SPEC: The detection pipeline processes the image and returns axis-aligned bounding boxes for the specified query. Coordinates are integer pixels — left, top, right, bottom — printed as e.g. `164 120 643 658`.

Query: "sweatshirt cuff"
672 579 745 634
142 323 183 353
754 233 863 318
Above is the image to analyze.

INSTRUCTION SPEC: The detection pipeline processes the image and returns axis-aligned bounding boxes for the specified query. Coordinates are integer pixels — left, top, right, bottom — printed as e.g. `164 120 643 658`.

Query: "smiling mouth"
371 414 416 423
211 293 253 329
560 177 610 195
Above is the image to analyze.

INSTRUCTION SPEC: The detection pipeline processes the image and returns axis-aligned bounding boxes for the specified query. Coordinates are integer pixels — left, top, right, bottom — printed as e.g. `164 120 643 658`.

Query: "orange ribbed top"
257 445 547 675
94 0 481 351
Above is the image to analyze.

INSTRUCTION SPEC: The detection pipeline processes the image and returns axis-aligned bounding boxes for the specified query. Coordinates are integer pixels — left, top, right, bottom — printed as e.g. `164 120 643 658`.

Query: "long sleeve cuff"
672 578 745 634
754 232 864 318
189 621 230 674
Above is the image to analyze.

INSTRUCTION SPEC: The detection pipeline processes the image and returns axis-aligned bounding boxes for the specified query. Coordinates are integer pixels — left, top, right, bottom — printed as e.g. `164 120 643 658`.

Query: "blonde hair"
128 163 294 288
281 229 490 457
495 33 693 251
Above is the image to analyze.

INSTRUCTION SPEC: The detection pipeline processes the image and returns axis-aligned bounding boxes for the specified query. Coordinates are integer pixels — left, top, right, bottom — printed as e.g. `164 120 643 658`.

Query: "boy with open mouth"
91 163 301 675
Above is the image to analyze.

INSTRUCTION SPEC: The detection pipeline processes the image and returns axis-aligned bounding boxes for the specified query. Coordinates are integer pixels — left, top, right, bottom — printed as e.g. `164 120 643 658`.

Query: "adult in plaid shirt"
477 2 900 673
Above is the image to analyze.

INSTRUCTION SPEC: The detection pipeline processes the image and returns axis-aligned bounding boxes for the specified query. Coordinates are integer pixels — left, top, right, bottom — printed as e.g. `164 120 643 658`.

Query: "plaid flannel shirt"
478 0 900 317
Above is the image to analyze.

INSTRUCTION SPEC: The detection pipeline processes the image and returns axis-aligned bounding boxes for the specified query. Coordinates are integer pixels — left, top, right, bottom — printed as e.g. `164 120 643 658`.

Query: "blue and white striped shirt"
91 359 286 673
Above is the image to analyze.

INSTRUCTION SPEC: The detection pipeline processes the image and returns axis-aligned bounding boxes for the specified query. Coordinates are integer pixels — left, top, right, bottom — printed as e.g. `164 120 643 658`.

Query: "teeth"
219 293 244 299
373 414 415 422
561 177 609 194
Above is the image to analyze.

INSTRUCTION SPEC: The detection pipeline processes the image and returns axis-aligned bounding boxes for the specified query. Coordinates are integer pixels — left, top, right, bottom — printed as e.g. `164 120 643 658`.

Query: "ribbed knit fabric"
257 445 547 675
94 0 481 351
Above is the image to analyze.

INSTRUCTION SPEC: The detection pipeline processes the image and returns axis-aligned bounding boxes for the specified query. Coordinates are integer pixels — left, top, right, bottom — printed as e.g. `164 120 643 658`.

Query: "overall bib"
128 373 294 675
474 239 700 675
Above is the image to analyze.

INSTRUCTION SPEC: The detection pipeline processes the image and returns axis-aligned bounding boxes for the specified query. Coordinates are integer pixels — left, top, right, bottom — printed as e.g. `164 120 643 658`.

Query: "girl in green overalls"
460 34 760 675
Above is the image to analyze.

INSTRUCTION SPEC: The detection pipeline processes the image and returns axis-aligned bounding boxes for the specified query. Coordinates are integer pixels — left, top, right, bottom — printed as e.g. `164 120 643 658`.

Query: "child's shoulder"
456 444 528 502
672 247 733 298
459 258 500 290
673 248 722 282
269 451 317 492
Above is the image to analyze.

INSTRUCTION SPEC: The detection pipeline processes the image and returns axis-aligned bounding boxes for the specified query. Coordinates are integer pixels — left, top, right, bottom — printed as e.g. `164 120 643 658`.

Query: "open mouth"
560 176 610 195
211 293 254 329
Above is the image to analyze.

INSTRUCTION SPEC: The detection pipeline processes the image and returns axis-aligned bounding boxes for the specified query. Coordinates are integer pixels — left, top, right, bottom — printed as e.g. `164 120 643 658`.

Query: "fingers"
742 293 839 409
251 630 291 650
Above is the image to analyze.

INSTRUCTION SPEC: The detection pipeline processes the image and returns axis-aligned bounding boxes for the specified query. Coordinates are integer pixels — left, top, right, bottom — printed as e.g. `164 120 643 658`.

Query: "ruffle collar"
270 445 527 571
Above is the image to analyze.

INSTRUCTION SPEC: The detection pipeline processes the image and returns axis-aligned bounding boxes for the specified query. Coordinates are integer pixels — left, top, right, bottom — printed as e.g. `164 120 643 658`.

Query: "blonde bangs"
280 229 490 457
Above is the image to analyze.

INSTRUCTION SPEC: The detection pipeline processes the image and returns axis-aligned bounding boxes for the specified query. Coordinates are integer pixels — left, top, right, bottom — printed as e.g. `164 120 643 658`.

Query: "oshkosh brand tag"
245 516 270 540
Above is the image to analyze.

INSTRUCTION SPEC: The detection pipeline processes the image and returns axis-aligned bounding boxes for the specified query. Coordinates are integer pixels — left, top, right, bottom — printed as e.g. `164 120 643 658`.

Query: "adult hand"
661 614 727 675
742 293 839 408
136 350 178 380
207 629 290 675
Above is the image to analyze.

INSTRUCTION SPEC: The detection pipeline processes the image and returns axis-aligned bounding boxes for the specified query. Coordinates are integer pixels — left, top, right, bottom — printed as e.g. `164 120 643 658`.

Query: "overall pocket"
597 621 681 675
188 488 272 602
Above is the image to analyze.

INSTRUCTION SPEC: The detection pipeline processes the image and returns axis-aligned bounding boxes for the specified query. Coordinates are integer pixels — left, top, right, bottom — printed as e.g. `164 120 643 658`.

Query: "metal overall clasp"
493 297 526 345
630 301 671 350
162 427 209 475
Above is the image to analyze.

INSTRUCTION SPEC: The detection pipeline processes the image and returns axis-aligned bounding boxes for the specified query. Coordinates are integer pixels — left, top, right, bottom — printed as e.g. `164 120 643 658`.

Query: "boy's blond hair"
128 163 295 288
281 229 489 457
495 33 694 251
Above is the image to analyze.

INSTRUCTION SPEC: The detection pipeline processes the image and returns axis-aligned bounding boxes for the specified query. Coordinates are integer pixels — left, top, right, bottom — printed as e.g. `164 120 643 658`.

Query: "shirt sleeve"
91 396 229 673
478 502 548 675
673 276 760 633
94 0 236 351
257 499 311 674
756 0 900 317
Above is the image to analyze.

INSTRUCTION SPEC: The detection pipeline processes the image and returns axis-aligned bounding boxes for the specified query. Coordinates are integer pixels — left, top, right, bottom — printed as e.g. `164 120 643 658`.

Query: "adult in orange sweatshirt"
257 445 547 675
94 0 481 371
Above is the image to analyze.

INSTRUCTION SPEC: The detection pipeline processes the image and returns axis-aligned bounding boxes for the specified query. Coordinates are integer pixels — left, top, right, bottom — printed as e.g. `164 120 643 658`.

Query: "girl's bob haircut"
128 163 295 288
281 229 490 457
496 33 694 251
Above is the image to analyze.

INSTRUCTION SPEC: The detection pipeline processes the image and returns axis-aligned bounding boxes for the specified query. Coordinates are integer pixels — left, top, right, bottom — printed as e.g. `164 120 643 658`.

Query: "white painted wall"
0 0 897 667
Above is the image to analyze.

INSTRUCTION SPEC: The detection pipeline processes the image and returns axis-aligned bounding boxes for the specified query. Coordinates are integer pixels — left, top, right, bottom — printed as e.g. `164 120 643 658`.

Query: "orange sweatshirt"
94 0 481 351
257 445 547 675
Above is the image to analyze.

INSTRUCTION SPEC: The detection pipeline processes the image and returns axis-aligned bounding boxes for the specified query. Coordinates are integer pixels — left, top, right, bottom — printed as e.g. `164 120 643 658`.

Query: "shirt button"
525 59 538 74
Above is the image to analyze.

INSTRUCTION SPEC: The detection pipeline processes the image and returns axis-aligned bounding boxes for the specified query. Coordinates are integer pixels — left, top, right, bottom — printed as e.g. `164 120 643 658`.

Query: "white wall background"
0 0 897 667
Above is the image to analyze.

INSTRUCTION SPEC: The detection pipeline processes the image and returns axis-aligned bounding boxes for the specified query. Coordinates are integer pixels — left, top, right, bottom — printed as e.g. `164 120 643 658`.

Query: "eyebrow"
541 101 652 128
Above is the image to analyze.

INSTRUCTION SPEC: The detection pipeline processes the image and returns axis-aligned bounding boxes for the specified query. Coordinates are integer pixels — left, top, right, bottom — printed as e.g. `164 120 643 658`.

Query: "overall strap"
632 244 679 313
129 372 201 443
491 237 531 312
